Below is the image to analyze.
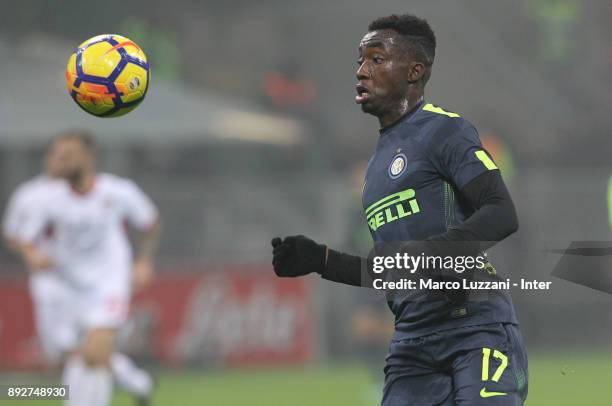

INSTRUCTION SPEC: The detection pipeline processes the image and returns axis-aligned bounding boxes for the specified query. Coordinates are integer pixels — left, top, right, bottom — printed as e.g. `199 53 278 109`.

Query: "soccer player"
10 130 160 406
272 14 528 405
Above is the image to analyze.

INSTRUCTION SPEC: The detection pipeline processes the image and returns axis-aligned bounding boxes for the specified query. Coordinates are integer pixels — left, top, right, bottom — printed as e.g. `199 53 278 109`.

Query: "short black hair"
51 128 97 154
368 14 436 77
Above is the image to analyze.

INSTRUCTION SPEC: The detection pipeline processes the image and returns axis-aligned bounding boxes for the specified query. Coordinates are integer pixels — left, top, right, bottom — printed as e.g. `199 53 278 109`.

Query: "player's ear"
406 61 425 84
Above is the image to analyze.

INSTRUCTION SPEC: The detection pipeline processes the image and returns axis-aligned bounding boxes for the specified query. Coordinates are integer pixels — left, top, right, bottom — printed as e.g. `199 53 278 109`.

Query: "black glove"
271 235 327 277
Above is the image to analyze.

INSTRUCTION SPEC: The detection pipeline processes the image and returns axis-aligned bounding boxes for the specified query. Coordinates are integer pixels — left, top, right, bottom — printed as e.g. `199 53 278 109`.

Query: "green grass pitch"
2 351 611 405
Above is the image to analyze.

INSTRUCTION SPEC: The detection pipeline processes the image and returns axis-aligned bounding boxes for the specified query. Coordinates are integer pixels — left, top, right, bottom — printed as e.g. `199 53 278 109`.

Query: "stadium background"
1 0 611 404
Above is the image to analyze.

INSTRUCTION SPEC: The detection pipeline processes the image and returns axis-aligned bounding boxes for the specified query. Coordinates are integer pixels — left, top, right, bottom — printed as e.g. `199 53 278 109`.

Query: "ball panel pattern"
66 34 149 117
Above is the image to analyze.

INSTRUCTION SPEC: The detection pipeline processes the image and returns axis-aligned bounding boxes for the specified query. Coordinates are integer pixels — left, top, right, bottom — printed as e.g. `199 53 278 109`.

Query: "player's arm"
4 201 53 272
271 121 517 286
12 241 53 271
424 120 518 256
2 220 20 254
135 217 161 262
121 179 161 291
427 170 518 244
2 187 27 253
270 179 517 287
131 216 161 290
271 236 368 286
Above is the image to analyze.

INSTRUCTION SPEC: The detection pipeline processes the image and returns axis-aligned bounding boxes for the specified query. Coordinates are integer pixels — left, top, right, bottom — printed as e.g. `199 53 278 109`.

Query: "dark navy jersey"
362 101 518 339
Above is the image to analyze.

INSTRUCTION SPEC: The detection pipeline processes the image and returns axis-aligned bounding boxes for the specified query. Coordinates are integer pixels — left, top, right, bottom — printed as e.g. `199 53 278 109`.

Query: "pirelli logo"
365 189 420 232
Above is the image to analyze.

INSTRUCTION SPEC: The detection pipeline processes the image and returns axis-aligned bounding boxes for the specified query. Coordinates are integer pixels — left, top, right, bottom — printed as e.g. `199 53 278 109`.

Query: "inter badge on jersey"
388 153 407 179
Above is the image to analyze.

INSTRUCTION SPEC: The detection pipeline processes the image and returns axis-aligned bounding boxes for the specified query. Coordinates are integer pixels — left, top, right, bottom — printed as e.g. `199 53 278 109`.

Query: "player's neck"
70 171 96 195
378 94 424 130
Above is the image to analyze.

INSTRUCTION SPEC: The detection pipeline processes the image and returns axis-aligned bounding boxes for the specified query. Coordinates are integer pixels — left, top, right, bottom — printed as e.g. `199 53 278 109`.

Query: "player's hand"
20 244 52 272
271 235 327 277
132 259 154 291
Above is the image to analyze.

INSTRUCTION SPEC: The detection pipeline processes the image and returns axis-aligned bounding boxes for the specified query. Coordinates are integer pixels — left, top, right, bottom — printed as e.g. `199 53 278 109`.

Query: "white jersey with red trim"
19 173 158 289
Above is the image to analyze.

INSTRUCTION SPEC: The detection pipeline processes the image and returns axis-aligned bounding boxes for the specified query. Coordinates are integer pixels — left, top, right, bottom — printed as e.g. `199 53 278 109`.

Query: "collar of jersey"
378 99 425 136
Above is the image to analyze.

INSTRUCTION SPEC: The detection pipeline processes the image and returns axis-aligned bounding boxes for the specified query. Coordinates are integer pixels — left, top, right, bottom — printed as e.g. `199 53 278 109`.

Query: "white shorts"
72 281 131 329
29 272 131 361
29 272 77 362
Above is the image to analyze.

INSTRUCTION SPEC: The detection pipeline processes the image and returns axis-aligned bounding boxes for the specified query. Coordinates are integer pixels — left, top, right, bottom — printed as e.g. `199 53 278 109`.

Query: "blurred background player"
9 130 161 406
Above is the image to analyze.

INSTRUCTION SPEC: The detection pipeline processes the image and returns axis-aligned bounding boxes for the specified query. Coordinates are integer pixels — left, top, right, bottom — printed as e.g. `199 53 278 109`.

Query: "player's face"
50 139 94 180
355 30 411 117
44 144 64 178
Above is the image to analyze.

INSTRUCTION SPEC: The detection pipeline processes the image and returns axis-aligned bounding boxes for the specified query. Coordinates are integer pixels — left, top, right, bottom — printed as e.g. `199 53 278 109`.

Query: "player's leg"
89 284 154 404
450 323 528 405
106 292 154 400
48 299 152 401
31 276 111 406
63 351 154 406
110 352 154 399
63 328 115 406
65 286 127 406
29 272 79 365
382 336 454 406
382 372 454 406
57 284 88 406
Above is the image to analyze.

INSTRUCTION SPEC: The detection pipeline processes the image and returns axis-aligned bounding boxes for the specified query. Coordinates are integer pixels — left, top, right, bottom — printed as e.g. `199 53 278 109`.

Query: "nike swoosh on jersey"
480 388 507 398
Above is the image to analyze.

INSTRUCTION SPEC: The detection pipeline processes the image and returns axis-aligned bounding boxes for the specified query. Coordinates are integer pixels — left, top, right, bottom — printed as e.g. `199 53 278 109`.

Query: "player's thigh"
383 336 454 406
34 299 79 362
382 372 453 406
452 324 528 405
79 285 130 367
82 328 117 367
29 274 79 361
79 281 131 331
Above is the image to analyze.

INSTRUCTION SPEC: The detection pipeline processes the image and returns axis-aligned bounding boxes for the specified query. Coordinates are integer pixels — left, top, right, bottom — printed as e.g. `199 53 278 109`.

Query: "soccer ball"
66 34 149 117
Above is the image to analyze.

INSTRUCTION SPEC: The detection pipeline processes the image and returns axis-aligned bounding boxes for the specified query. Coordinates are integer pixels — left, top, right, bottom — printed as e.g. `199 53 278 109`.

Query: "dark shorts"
382 323 528 406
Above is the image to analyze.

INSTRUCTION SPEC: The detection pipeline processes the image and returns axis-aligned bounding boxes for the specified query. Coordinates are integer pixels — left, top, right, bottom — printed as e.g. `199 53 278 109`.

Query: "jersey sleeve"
15 200 49 244
2 187 28 239
2 185 42 241
120 180 158 230
429 119 499 190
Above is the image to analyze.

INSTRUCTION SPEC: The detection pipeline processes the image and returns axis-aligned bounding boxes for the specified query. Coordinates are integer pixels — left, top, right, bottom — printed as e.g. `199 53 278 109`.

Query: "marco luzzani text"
371 253 551 291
